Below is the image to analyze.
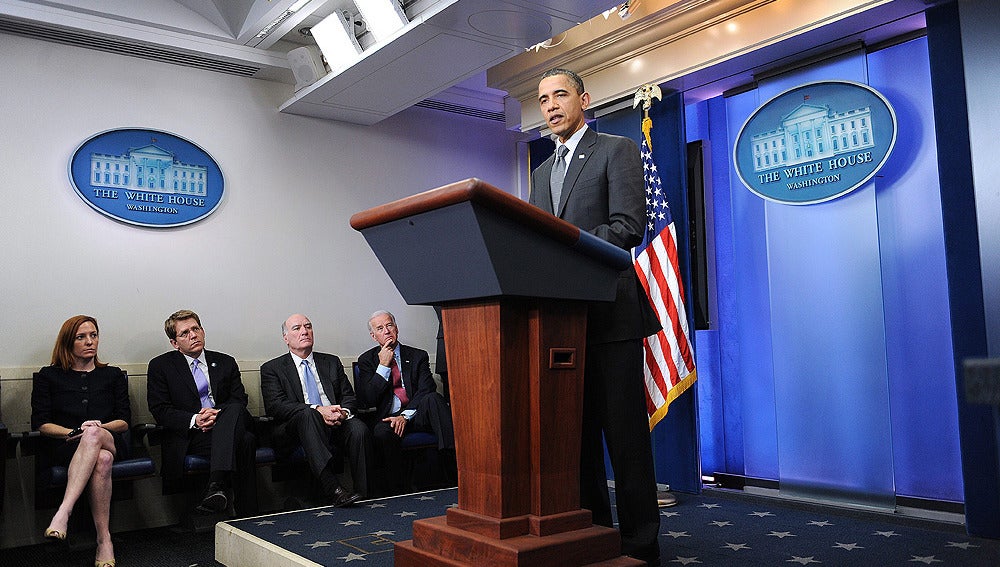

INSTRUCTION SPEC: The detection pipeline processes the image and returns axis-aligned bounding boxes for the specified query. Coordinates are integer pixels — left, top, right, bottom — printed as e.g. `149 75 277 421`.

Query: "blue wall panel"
757 52 895 505
693 328 724 476
698 36 964 507
707 95 747 476
724 89 780 481
868 37 963 502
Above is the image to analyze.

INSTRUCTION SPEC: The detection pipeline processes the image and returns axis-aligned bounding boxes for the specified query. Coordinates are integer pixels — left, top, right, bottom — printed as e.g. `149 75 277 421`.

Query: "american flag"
634 138 697 429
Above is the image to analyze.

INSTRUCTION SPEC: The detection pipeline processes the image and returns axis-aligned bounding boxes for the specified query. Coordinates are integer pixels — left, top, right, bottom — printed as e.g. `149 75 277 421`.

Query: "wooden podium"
351 178 643 566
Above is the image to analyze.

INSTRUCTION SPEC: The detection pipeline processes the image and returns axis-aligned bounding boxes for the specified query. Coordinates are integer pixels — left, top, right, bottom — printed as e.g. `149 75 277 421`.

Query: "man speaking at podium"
529 68 662 565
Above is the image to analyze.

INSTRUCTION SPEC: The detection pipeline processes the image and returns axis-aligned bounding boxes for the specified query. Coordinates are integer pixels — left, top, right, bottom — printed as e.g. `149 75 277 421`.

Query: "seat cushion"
183 454 211 472
401 431 437 449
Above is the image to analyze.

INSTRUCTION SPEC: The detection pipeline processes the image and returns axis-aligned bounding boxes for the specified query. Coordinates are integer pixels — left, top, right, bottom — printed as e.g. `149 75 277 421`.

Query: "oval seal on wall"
69 128 225 227
733 80 897 205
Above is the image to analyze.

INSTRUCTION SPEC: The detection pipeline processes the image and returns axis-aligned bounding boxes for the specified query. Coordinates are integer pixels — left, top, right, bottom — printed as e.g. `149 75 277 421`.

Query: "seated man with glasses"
146 309 257 516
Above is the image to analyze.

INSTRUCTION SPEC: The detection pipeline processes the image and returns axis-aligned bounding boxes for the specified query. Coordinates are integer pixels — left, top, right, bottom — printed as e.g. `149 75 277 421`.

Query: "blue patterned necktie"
550 144 569 212
192 360 212 408
302 359 322 405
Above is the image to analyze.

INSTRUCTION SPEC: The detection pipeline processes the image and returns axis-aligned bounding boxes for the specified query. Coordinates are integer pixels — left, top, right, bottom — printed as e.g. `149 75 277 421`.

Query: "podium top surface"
350 178 631 272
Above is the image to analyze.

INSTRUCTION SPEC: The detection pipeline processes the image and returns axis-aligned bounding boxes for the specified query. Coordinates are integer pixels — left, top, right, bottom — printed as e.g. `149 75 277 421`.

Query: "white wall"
0 32 523 370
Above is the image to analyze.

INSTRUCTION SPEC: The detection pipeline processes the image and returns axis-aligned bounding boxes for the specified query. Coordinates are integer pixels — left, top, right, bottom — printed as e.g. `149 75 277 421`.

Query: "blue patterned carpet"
6 487 999 565
220 488 1000 566
225 489 458 563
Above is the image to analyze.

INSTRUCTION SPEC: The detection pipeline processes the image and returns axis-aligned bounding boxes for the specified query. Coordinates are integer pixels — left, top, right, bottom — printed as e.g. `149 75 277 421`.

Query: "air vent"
0 17 261 77
414 99 505 122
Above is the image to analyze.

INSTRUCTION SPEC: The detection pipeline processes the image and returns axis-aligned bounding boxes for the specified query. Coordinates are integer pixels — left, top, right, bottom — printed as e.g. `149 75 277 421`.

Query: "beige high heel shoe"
94 559 115 567
43 527 67 541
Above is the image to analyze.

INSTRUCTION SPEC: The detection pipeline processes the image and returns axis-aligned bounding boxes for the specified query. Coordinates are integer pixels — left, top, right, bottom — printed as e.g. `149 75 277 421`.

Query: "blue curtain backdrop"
686 34 962 507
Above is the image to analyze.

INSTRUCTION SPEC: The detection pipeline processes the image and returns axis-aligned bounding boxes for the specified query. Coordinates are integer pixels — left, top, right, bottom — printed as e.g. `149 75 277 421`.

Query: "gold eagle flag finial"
632 83 661 149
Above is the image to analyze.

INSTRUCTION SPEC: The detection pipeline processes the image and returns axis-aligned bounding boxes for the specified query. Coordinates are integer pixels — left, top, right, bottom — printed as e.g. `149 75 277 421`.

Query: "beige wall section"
0 31 521 371
0 28 509 549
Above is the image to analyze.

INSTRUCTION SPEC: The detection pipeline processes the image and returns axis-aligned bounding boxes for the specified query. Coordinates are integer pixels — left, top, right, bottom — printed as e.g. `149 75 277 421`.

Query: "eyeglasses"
176 325 204 339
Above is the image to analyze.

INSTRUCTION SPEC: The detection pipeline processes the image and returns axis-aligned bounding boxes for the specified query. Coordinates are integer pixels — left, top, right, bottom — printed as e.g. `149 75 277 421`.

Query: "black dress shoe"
196 482 229 514
329 487 362 508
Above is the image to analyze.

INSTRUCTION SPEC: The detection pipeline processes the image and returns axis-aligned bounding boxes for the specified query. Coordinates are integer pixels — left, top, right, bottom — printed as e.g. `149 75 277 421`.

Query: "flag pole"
630 82 698 430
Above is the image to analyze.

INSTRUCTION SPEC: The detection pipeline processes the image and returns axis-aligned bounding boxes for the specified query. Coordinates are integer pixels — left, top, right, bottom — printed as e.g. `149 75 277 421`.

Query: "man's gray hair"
367 310 395 333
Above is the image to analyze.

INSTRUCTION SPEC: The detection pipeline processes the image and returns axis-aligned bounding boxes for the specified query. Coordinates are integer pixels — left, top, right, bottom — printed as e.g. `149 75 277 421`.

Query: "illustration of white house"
91 144 207 195
751 103 874 172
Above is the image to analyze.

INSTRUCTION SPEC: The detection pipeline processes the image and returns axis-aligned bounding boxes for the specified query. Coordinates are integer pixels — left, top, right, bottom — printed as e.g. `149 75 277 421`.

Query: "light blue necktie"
192 359 212 408
302 359 322 405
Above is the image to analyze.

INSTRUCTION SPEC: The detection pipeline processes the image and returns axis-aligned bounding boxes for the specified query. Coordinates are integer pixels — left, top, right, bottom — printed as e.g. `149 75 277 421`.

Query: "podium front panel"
358 201 621 305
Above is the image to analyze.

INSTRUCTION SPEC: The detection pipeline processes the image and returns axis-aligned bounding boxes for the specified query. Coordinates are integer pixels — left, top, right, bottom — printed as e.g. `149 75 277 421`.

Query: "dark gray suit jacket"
146 349 248 481
355 344 437 420
259 352 359 424
529 126 660 343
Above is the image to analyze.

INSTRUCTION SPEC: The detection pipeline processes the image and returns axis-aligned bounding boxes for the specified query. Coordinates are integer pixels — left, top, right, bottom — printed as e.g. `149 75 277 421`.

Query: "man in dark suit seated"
355 310 455 496
529 68 662 565
146 309 257 516
259 314 372 506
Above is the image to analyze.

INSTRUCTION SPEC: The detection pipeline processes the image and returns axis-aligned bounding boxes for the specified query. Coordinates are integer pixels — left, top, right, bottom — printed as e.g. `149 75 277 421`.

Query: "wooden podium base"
388 300 642 566
394 513 644 566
